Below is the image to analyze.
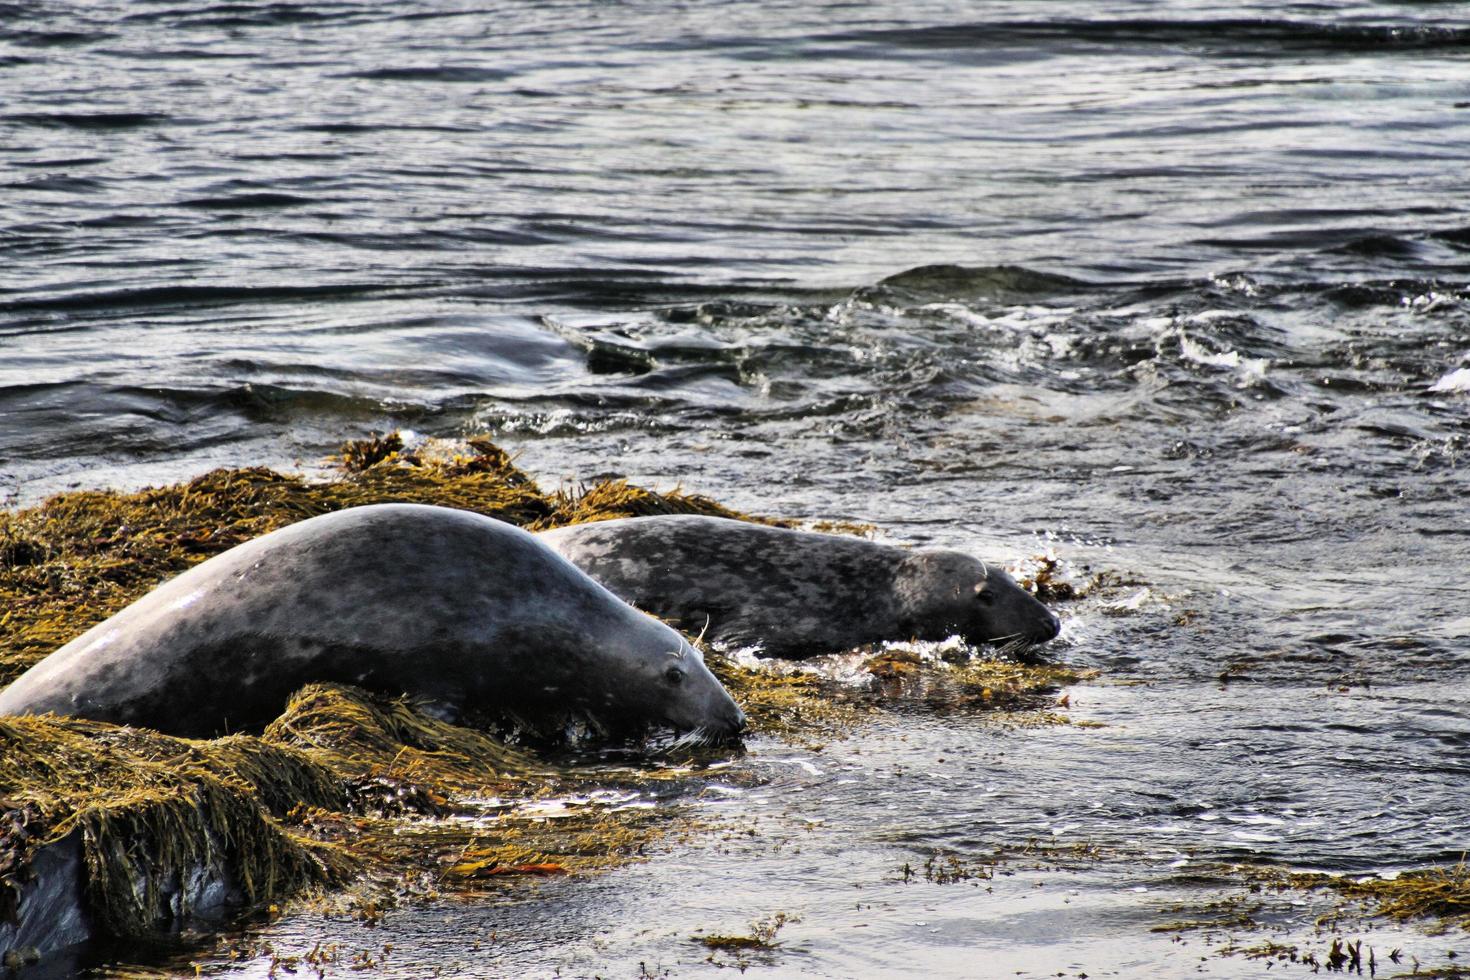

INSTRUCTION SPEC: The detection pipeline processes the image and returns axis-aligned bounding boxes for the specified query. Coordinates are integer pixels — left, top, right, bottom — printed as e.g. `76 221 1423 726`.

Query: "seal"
0 504 746 742
537 516 1062 659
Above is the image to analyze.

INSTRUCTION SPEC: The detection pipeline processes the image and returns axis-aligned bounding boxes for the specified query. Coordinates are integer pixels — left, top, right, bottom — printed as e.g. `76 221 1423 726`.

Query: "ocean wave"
856 264 1092 305
121 3 362 28
0 282 396 314
337 66 516 83
4 111 172 130
810 18 1470 56
177 192 316 210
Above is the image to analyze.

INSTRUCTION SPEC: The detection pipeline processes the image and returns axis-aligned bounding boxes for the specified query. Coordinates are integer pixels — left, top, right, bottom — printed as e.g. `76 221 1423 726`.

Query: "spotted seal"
0 504 745 741
536 515 1062 659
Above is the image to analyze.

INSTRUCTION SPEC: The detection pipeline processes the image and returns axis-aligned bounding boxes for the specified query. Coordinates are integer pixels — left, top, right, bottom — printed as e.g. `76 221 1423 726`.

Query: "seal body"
536 516 1062 659
0 505 745 741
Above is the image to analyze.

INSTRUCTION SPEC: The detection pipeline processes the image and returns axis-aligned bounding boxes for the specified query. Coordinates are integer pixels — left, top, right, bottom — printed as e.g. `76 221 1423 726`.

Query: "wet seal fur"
0 504 745 742
536 515 1062 659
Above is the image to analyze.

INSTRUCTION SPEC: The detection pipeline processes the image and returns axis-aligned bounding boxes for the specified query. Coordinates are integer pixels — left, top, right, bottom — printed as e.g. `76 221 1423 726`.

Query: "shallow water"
3 0 1469 975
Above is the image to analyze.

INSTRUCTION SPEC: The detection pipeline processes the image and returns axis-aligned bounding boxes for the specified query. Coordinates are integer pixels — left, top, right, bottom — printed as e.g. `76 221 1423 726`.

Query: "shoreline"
2 439 1464 976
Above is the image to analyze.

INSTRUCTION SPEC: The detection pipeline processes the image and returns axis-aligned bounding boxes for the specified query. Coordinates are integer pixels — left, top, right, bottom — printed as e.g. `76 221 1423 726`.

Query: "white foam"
1427 366 1470 393
1178 329 1269 378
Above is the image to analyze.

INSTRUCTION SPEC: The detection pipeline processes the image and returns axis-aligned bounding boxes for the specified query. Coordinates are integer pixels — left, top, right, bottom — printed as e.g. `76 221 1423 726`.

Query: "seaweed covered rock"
0 439 777 965
0 682 561 962
0 709 352 959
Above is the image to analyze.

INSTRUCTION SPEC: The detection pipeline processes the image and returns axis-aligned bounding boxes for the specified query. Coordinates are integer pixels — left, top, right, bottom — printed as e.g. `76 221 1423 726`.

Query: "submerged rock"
0 827 87 963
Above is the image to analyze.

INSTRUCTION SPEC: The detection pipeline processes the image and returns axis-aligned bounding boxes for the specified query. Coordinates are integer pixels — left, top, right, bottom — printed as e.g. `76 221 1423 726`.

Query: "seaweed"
705 652 863 742
1249 862 1470 933
263 683 543 796
693 912 796 952
0 799 44 927
0 680 687 951
1153 861 1470 978
863 648 1094 711
533 477 777 531
0 712 355 938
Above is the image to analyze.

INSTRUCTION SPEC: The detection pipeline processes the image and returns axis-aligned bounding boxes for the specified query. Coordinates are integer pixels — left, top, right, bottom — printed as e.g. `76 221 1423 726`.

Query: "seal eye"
975 589 996 606
664 666 685 686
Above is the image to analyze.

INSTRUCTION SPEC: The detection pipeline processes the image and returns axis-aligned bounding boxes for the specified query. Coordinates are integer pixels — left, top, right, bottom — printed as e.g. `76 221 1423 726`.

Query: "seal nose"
729 706 748 735
1038 612 1062 643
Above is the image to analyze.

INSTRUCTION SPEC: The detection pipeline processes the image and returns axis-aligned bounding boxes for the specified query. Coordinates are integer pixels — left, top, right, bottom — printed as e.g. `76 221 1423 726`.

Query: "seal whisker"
664 726 710 752
987 634 1034 660
992 634 1050 663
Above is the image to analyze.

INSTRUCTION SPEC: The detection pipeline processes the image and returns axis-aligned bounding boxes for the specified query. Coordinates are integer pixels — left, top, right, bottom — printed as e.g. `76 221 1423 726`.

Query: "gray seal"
536 516 1062 659
0 504 745 742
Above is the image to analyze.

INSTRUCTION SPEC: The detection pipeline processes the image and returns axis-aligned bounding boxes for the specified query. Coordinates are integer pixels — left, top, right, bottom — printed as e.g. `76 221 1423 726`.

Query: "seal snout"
701 703 747 744
710 707 748 746
1037 611 1062 643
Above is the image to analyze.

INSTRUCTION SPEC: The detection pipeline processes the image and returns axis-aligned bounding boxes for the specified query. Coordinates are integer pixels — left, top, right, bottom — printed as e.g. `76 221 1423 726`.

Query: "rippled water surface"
3 0 1469 975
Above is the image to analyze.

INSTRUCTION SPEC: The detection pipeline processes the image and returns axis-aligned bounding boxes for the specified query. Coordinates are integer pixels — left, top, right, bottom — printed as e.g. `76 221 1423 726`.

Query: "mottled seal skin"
0 504 745 741
536 516 1062 659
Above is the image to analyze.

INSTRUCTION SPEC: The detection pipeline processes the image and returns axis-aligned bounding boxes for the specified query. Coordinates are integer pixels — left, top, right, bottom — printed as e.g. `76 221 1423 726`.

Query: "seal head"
893 551 1061 649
